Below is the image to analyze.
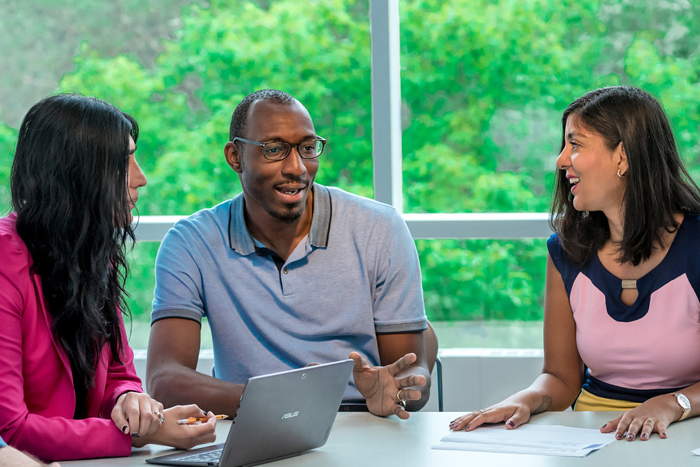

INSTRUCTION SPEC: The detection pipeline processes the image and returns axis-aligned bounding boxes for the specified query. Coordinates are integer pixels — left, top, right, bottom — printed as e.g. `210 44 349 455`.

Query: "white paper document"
433 424 615 457
692 447 700 456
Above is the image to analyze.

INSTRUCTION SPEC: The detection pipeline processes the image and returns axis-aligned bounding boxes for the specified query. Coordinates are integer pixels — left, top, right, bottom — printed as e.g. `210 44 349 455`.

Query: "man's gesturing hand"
349 351 426 420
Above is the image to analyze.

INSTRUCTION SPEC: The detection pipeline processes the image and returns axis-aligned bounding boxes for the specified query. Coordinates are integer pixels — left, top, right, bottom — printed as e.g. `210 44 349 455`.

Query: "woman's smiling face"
556 113 627 216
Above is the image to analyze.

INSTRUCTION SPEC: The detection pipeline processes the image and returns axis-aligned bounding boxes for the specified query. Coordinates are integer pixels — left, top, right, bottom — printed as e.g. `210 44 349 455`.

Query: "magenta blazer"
0 213 143 461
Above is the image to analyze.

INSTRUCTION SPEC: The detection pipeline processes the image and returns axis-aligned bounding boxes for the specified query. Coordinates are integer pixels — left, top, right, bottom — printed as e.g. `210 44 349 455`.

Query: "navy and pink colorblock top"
548 214 700 403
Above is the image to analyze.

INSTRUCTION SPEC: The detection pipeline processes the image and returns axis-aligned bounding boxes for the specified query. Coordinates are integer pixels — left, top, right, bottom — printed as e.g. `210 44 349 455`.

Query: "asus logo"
281 411 299 419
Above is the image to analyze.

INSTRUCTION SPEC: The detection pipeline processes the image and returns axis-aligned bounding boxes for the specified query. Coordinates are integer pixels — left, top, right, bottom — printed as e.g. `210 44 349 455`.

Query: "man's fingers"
349 352 366 371
396 374 426 390
391 403 410 420
398 388 422 402
387 353 417 376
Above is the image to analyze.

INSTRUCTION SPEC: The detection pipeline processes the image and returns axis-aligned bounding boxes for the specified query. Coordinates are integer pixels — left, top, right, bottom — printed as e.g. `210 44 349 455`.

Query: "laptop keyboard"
175 448 222 463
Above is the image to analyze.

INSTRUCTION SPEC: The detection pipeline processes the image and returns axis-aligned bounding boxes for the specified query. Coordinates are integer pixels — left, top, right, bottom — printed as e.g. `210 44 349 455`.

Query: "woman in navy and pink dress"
451 86 700 442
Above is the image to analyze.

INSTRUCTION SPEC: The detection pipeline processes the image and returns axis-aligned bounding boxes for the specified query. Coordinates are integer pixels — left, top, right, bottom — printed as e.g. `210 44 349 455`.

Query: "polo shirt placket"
232 186 332 300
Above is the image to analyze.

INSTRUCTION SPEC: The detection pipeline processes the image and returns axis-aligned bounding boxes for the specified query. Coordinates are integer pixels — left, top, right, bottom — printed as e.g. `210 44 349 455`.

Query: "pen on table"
177 414 229 425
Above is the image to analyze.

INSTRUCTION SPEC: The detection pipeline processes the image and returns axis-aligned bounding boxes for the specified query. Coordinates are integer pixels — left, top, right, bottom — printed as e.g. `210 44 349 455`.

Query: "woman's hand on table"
449 395 535 431
112 391 165 437
600 394 682 441
131 405 217 449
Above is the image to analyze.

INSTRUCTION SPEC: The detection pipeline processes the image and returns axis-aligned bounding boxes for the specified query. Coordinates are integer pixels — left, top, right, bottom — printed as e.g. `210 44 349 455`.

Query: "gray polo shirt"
152 184 426 402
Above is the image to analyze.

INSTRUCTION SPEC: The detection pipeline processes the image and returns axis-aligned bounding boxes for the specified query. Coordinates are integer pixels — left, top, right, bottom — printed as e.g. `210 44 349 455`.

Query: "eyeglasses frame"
231 136 327 161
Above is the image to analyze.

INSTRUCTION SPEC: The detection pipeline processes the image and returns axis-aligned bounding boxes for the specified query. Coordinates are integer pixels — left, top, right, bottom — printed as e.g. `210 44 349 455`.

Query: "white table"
62 411 700 466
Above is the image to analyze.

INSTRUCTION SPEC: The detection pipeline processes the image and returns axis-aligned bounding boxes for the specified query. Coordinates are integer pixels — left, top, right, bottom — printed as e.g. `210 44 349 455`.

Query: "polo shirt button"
283 267 289 274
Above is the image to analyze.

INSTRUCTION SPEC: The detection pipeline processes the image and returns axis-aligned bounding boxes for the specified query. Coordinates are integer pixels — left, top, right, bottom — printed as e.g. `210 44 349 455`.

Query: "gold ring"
396 390 407 408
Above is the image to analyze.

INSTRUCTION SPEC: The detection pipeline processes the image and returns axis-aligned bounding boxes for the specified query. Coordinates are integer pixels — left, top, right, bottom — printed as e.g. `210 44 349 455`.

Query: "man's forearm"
148 364 245 415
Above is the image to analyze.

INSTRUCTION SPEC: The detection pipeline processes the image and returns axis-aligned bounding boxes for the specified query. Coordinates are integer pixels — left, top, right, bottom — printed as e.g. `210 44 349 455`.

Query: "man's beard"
269 205 303 224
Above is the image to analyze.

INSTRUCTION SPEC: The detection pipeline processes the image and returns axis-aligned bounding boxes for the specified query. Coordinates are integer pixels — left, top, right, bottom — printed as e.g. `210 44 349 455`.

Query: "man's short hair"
229 89 297 141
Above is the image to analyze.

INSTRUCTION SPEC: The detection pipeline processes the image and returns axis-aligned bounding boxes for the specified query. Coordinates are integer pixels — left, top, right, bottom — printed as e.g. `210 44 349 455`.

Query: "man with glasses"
147 89 430 419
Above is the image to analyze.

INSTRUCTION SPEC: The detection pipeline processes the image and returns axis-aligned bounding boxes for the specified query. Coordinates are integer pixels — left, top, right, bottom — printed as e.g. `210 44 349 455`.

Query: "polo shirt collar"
228 183 331 255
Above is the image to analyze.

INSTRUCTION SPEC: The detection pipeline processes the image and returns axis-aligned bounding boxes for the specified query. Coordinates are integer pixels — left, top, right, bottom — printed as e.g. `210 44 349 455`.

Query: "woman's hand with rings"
131 405 217 449
112 391 165 438
600 394 681 441
449 397 533 432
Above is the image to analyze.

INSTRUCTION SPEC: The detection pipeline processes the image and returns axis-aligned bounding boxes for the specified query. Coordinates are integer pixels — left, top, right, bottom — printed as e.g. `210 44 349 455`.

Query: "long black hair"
551 86 700 266
10 94 137 411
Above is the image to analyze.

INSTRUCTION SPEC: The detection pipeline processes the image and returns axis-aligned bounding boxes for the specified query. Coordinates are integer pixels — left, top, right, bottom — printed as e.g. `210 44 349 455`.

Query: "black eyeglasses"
232 136 327 161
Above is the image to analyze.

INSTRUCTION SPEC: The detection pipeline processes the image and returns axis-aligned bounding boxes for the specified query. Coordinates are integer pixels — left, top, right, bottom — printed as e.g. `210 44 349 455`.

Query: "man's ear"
225 141 243 173
616 142 628 176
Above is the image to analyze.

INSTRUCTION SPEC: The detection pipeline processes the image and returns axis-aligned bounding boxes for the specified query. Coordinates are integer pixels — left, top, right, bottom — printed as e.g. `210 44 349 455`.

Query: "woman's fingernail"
464 423 470 429
202 410 207 416
122 425 128 434
662 432 667 437
627 433 634 440
131 433 140 438
601 424 607 428
615 432 623 439
507 421 515 428
641 433 648 440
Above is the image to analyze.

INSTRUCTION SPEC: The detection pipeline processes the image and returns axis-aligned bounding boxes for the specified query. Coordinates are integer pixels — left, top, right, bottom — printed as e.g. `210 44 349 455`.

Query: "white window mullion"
369 0 403 212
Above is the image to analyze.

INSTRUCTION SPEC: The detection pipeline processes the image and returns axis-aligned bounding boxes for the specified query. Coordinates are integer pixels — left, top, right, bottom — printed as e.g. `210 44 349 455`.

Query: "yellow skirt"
574 388 641 412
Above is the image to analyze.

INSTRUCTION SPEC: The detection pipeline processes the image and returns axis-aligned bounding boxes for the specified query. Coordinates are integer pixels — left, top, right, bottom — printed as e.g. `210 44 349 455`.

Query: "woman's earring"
617 169 626 178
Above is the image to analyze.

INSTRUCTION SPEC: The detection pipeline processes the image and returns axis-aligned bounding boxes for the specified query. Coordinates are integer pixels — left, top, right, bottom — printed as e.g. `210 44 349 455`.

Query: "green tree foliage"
2 0 700 323
0 124 18 212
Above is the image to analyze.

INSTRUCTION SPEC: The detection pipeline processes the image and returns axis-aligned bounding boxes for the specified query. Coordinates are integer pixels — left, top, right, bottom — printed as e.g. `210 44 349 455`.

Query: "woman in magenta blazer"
0 94 216 461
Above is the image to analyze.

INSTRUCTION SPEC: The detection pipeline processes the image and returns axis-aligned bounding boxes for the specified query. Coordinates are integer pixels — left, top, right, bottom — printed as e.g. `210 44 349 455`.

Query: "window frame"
132 0 552 242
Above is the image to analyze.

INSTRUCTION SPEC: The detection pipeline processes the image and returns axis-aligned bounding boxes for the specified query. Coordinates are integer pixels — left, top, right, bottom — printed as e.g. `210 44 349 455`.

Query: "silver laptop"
146 359 354 467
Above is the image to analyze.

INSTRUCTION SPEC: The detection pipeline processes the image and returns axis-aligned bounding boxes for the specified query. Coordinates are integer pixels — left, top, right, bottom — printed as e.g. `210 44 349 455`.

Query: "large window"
2 0 700 344
396 0 700 324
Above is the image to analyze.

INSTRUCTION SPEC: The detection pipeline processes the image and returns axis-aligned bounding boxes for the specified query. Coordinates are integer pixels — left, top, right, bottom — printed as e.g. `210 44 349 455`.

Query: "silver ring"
646 417 654 425
154 411 165 423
